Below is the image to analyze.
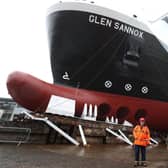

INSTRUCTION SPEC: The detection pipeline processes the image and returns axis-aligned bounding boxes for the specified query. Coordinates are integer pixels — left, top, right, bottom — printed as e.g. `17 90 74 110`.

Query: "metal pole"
118 129 133 146
23 111 80 146
78 125 87 146
106 128 132 145
46 120 79 146
150 138 159 145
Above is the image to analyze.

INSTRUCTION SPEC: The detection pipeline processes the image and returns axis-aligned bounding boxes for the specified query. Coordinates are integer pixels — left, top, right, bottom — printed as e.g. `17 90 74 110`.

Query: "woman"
133 117 150 167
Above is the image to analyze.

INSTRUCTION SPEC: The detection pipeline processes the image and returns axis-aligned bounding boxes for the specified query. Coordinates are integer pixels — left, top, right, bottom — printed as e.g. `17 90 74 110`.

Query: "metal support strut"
106 128 133 146
150 138 159 145
118 129 133 146
23 111 80 146
78 125 87 146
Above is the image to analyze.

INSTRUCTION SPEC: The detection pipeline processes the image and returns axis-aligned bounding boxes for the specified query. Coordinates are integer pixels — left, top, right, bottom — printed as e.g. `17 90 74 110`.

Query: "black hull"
47 4 168 102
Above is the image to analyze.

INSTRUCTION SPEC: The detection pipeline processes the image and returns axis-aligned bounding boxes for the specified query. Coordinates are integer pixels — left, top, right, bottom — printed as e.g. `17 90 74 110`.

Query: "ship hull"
7 71 168 131
6 2 168 132
47 3 168 102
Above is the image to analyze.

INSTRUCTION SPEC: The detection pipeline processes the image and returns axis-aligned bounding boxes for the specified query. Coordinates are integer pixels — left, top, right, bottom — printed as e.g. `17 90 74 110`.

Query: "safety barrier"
0 126 31 145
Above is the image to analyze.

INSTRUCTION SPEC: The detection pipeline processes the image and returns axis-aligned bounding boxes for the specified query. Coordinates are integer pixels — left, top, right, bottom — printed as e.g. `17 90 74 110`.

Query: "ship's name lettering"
88 14 144 39
89 14 112 27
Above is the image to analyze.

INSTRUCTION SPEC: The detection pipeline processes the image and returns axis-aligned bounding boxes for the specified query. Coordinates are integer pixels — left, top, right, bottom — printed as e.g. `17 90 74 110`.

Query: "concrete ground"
0 144 167 168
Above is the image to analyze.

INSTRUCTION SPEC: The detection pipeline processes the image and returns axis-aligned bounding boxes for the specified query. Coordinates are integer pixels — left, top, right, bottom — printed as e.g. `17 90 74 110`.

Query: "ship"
7 1 168 131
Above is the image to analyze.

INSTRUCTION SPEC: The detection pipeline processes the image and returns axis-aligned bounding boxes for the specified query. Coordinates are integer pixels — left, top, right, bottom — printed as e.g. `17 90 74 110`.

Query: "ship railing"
0 126 31 146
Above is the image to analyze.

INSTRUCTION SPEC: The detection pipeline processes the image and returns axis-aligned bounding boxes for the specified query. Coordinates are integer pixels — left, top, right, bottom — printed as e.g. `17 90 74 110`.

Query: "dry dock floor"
0 144 167 168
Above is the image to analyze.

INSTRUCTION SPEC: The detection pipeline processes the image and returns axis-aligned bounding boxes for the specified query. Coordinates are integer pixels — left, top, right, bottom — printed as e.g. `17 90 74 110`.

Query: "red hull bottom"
7 71 168 131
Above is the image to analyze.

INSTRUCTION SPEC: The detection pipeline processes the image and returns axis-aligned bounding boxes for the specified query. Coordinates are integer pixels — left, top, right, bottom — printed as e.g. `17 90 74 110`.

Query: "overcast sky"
0 0 167 98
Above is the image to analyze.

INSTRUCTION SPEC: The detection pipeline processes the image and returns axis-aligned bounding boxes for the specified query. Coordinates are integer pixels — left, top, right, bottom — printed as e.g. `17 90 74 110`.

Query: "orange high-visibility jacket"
133 125 150 146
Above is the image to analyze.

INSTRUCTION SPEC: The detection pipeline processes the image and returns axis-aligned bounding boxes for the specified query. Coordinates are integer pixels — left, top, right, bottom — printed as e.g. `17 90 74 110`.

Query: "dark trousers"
134 145 146 161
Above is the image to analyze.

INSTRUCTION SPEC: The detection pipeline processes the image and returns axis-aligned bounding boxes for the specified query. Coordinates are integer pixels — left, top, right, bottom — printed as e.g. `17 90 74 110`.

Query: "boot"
134 161 140 167
141 161 147 167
